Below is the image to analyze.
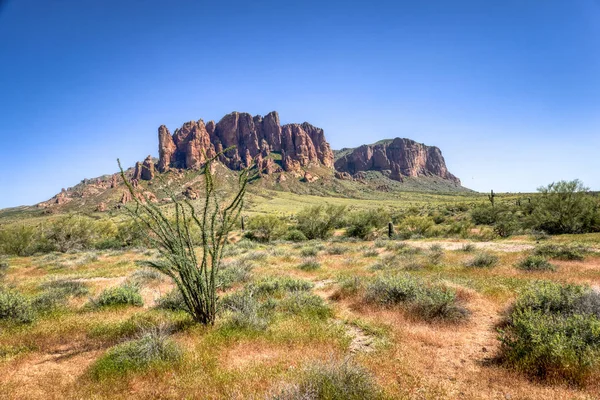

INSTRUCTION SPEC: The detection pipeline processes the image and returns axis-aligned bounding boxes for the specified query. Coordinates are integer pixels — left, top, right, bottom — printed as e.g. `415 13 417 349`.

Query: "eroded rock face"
156 111 334 175
334 138 460 184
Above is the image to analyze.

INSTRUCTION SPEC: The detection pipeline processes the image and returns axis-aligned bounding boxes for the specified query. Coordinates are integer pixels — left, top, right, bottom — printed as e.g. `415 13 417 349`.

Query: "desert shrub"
460 243 476 252
128 268 165 286
298 258 321 271
295 205 346 240
370 253 397 271
529 180 600 234
0 259 9 280
30 289 70 313
373 238 388 248
517 256 555 272
362 248 379 258
39 279 89 297
93 284 143 308
279 292 331 319
45 215 115 253
499 281 600 383
364 275 421 305
345 208 389 239
530 230 550 241
156 289 188 312
300 247 319 257
249 277 313 296
470 205 501 225
365 275 468 322
283 229 307 242
336 276 363 297
384 241 408 252
272 358 382 400
217 259 254 289
0 224 39 256
398 216 434 238
533 244 587 261
326 244 349 255
0 290 34 323
465 252 499 268
90 328 182 379
493 213 520 238
245 214 285 242
427 245 444 265
221 291 269 331
240 250 268 262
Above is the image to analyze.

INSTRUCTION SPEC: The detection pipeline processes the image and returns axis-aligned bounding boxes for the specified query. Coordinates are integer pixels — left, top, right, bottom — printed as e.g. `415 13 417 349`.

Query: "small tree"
530 180 600 234
118 152 250 325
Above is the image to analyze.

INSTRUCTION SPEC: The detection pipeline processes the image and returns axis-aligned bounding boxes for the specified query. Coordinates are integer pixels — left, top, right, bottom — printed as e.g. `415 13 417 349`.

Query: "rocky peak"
157 111 334 175
334 138 460 184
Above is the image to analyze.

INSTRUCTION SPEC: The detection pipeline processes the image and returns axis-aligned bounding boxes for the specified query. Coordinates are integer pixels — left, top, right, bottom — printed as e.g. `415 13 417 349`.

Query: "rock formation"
334 138 460 184
157 111 334 175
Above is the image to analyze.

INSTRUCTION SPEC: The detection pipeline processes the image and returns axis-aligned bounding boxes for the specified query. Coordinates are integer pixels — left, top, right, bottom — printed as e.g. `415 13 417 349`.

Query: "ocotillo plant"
118 150 251 325
488 190 496 207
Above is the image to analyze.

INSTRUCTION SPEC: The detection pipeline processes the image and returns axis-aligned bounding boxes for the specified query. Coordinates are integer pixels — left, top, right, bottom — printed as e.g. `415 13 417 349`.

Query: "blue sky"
1 0 599 208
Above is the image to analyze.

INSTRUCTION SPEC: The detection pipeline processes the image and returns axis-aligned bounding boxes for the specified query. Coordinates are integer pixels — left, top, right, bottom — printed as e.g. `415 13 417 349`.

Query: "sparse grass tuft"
516 255 556 272
156 289 188 313
39 279 89 297
465 252 499 268
271 358 382 400
533 244 587 261
300 247 319 257
90 328 182 379
92 284 143 308
218 259 254 289
298 258 321 271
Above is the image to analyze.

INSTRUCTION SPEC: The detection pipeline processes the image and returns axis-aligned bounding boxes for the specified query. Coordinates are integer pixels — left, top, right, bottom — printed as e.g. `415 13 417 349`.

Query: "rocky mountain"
34 111 465 212
154 111 334 179
334 138 460 184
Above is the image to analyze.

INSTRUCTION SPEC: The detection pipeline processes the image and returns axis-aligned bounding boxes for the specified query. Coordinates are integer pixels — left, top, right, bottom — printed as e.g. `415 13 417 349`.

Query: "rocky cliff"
334 138 460 184
154 111 334 178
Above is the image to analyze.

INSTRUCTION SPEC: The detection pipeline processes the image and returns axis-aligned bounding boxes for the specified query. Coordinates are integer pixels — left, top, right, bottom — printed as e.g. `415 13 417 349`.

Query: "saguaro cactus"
488 190 496 207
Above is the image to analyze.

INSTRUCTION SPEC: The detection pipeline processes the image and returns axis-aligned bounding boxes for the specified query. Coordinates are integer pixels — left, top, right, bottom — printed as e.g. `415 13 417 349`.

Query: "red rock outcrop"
156 111 334 175
334 138 460 184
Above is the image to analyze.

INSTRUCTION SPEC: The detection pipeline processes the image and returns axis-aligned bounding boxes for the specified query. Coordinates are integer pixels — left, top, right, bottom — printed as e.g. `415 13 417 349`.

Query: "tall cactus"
488 190 496 207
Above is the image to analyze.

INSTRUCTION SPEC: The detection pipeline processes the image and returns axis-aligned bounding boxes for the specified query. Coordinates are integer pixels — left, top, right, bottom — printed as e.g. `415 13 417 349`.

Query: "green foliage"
156 289 188 313
517 256 556 272
364 274 469 322
278 292 331 319
39 279 89 297
272 358 382 400
298 258 321 271
326 244 350 255
221 291 269 331
93 284 143 308
499 281 600 383
0 225 38 256
299 246 319 257
345 208 389 239
295 205 346 240
217 259 254 290
119 151 250 325
283 229 308 242
533 243 587 261
460 243 476 252
465 252 499 268
0 290 34 323
247 277 313 296
530 180 600 234
245 214 285 242
90 328 182 379
398 216 434 238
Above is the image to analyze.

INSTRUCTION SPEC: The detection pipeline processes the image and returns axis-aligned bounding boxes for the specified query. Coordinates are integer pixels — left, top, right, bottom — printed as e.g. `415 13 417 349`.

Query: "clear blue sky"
1 0 599 208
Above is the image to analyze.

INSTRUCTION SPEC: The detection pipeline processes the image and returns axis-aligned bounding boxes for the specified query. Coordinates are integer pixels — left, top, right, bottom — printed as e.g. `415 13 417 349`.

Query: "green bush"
39 279 89 297
427 245 444 265
295 205 346 240
465 252 499 268
90 329 182 379
156 289 188 313
517 256 556 272
272 358 382 400
221 291 269 331
529 180 600 234
246 214 286 242
249 277 313 296
364 274 468 322
345 208 389 239
298 258 321 271
398 216 434 238
326 244 350 255
499 281 600 383
93 284 143 308
300 247 319 257
283 229 308 242
0 225 39 256
533 244 587 261
279 292 331 319
217 259 254 289
0 290 34 323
